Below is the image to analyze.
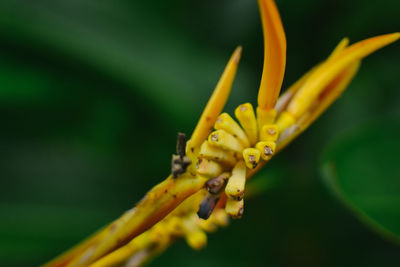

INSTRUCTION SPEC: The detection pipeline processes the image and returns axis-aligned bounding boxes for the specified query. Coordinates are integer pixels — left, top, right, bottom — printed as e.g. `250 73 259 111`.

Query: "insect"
44 0 399 266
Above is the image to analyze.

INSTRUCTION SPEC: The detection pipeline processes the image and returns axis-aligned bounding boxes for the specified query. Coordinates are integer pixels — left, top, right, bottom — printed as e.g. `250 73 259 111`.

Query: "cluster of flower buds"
185 30 399 223
194 103 279 219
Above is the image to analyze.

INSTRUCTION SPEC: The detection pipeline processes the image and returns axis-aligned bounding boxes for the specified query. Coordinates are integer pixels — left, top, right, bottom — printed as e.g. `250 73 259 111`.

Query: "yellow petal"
286 33 400 119
257 0 287 110
189 47 242 150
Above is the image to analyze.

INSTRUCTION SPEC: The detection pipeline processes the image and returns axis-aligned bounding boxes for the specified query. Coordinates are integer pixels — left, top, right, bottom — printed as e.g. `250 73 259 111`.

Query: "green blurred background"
0 0 399 266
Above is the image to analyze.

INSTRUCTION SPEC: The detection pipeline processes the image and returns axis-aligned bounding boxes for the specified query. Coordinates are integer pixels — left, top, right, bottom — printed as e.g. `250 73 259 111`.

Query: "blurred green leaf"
321 121 400 243
0 203 117 266
0 0 253 124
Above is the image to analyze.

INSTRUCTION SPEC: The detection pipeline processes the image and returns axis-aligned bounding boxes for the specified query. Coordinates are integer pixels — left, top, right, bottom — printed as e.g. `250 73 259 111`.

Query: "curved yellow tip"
189 46 242 150
257 0 287 110
328 37 350 60
286 32 400 119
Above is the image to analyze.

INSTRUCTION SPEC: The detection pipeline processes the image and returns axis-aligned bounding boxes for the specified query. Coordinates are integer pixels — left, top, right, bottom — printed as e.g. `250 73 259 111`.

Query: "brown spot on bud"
268 128 276 135
211 133 218 142
264 146 273 156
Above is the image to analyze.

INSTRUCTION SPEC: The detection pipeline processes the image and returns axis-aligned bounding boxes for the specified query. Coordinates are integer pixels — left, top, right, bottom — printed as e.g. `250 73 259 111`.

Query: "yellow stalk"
257 107 277 131
235 103 258 145
89 230 153 267
90 192 209 267
42 228 109 267
188 46 242 152
62 174 207 266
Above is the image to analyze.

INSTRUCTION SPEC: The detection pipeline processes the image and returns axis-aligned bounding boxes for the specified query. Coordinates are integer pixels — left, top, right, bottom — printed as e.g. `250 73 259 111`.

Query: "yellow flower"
44 1 399 266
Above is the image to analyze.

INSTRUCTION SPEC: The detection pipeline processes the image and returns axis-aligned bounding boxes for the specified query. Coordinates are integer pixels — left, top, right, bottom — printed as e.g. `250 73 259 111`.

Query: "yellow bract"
257 0 287 110
189 47 242 151
285 33 400 123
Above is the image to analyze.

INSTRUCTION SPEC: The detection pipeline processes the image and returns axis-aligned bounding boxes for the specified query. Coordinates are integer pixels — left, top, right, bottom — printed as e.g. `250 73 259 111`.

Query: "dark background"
0 0 399 266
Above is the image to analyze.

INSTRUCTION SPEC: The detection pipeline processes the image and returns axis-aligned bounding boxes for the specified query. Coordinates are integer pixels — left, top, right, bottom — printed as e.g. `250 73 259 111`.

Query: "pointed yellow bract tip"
286 32 400 120
189 46 242 151
328 37 350 60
